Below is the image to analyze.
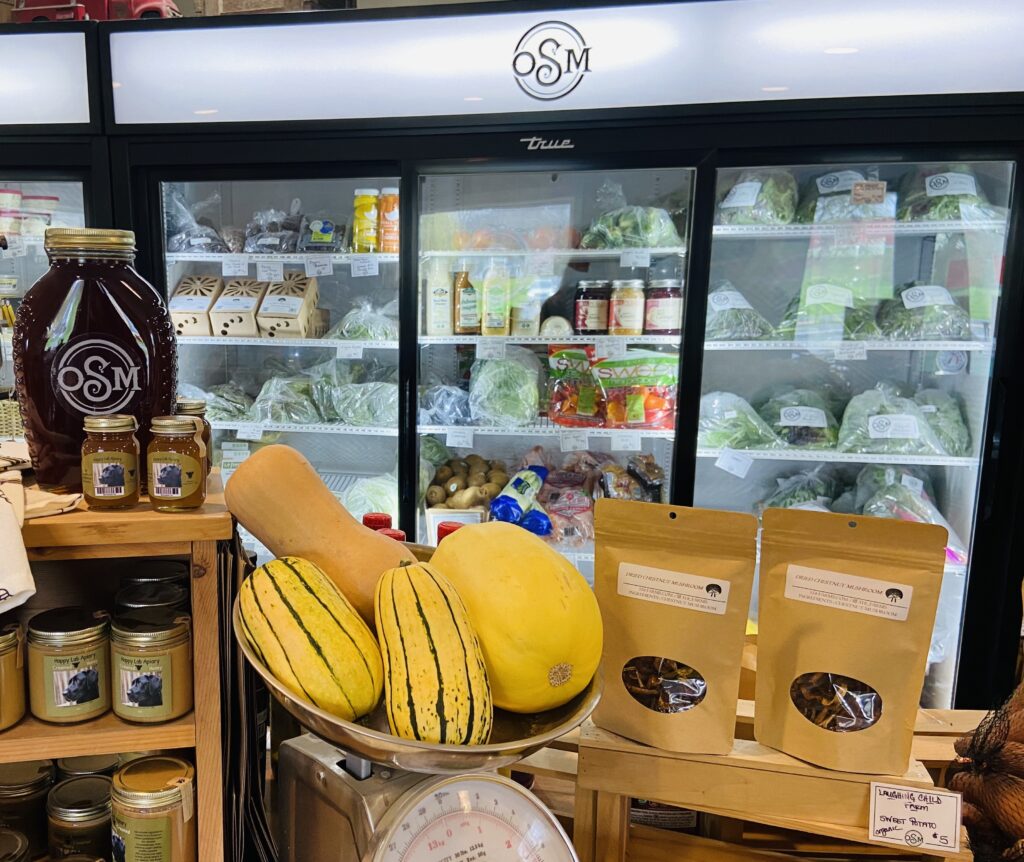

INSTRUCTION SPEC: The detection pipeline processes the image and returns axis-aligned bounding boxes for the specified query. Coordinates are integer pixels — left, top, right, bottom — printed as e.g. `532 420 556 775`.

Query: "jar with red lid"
573 280 610 335
379 528 406 542
609 279 645 336
644 279 684 335
362 513 392 531
436 522 465 542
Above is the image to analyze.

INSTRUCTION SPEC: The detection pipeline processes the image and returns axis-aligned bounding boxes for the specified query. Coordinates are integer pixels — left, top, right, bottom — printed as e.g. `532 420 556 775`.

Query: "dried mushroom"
789 672 881 732
622 656 707 714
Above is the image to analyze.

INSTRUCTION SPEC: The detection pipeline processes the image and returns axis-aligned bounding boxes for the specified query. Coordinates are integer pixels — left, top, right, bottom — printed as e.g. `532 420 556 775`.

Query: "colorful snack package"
548 346 603 427
591 349 679 430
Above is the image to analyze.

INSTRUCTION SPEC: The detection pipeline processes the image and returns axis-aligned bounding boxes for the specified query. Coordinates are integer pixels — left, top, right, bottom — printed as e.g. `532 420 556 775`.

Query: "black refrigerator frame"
98 6 1024 710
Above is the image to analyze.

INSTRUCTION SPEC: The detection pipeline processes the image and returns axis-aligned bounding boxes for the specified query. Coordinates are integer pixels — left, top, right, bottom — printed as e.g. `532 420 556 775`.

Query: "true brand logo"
520 136 575 151
512 21 591 101
52 337 142 415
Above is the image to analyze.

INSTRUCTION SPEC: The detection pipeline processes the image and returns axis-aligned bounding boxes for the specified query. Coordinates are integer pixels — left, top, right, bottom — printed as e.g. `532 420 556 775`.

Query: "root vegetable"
425 485 446 506
951 771 1024 838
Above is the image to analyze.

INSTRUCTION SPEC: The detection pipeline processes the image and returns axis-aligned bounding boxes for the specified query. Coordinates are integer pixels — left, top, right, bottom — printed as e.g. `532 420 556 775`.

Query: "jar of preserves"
111 609 193 724
352 189 379 253
13 228 176 492
80 414 140 510
573 280 610 335
608 280 646 336
147 417 206 512
46 776 112 860
0 828 29 862
27 608 110 724
56 755 120 782
111 757 196 862
174 398 211 476
0 761 54 859
115 583 189 617
0 623 25 732
644 278 684 335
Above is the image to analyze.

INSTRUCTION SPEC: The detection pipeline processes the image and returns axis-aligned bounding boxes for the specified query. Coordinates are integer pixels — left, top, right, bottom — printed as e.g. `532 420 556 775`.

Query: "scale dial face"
367 773 577 862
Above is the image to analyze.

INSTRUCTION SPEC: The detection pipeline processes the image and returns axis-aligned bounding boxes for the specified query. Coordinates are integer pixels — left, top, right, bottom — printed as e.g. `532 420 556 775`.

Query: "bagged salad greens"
854 464 935 511
862 483 967 565
876 283 972 340
339 473 399 525
419 435 451 467
304 358 364 423
249 376 320 424
579 206 683 249
757 466 841 514
469 345 541 427
698 392 783 449
756 388 839 448
705 280 774 340
591 349 678 430
204 382 253 421
914 389 971 456
716 169 798 225
835 387 946 455
795 167 898 223
326 299 400 341
775 290 882 341
330 383 399 427
897 164 998 221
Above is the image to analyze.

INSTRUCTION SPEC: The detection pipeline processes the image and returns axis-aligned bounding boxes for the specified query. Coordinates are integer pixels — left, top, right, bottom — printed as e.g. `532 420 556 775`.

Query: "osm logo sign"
51 337 142 415
927 174 951 193
513 21 591 101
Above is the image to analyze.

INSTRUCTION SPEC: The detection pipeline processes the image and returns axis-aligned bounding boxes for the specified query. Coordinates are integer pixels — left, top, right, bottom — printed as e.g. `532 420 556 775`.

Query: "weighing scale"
233 602 600 862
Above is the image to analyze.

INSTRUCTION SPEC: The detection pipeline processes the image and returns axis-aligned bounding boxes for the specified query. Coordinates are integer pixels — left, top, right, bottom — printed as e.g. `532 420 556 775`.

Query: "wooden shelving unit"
17 474 233 862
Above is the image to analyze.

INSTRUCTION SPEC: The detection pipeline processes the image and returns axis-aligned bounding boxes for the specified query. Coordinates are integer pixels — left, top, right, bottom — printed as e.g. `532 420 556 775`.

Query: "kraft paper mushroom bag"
594 499 757 753
756 509 946 774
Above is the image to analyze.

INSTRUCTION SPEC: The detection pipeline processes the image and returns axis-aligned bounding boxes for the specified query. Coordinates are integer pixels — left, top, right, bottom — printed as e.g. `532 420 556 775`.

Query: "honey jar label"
43 650 105 717
150 454 202 500
82 451 138 501
116 652 171 720
113 810 170 862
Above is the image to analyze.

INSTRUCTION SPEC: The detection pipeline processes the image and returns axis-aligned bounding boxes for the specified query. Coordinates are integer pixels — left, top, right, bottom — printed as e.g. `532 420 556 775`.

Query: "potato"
434 465 453 484
444 475 467 496
487 470 509 487
467 472 487 487
480 482 502 501
425 485 446 506
448 458 470 473
448 487 487 509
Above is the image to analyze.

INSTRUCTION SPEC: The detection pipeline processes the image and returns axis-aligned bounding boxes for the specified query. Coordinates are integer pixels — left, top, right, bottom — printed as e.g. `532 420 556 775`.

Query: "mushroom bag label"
756 509 946 775
594 498 757 754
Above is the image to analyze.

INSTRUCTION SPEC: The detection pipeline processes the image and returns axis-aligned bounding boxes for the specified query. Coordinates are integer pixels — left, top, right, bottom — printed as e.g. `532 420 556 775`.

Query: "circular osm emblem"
819 173 840 190
51 337 142 415
927 174 950 192
781 407 802 423
904 287 926 304
512 21 591 101
868 416 892 434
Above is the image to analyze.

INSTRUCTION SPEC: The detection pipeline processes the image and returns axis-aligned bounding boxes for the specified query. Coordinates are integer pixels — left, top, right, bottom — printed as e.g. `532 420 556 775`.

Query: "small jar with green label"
174 398 211 477
147 417 206 513
112 756 196 862
80 415 140 510
27 608 110 724
111 610 193 724
0 623 25 732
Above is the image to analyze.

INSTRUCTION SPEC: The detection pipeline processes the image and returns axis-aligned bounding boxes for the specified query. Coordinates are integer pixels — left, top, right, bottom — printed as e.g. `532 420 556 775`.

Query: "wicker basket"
0 399 25 439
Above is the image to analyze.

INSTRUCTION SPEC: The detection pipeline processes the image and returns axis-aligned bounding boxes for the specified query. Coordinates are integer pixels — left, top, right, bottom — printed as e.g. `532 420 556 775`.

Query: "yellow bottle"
480 258 511 336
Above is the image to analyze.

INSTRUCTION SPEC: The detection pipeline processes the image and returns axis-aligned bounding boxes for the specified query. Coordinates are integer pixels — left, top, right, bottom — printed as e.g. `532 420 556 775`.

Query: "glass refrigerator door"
0 181 85 397
162 178 401 555
694 161 1014 707
417 167 693 581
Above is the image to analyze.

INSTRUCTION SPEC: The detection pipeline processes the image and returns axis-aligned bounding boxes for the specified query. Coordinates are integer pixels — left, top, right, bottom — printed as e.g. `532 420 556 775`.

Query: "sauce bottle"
480 258 511 336
452 270 480 335
13 228 176 492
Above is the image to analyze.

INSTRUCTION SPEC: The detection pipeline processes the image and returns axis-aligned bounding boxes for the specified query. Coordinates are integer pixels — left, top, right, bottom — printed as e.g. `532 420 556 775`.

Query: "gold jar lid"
0 623 19 655
150 416 198 436
0 828 29 862
44 228 135 252
112 757 194 809
27 607 108 648
47 776 112 822
83 414 137 433
175 398 207 416
56 754 120 779
0 761 55 798
111 609 191 648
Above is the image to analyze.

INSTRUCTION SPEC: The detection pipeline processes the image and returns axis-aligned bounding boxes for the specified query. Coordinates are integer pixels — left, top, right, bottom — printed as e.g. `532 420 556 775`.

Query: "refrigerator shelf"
704 339 992 352
711 219 1007 239
697 448 976 467
419 334 680 347
164 251 400 266
178 336 399 350
419 247 687 260
419 421 674 440
211 420 398 438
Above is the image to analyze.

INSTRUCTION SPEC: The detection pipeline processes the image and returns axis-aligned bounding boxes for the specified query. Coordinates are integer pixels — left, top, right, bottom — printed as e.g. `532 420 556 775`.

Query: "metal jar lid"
45 228 135 252
0 828 29 862
46 776 112 823
56 754 121 780
120 561 189 590
174 398 207 417
112 757 194 809
115 583 189 616
83 414 138 433
647 279 683 289
0 761 55 798
0 623 19 656
150 416 198 436
27 608 108 649
575 280 611 289
111 609 191 648
610 279 646 288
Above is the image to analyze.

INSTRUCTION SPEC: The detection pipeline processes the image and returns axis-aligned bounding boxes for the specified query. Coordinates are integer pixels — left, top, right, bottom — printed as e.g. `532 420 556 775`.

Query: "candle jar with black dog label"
27 608 110 724
111 610 193 724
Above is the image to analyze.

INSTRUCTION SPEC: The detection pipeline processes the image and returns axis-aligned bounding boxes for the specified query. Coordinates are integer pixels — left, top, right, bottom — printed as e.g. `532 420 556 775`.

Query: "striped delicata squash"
239 555 383 722
375 561 492 745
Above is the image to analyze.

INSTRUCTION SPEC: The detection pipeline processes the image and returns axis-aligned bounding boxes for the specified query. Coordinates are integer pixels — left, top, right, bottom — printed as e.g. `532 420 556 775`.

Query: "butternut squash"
225 445 407 626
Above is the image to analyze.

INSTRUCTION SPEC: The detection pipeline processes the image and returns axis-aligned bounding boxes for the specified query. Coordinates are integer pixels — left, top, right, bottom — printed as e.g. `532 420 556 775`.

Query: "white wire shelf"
419 334 679 347
165 251 400 265
419 420 674 440
211 420 398 438
178 336 398 349
419 247 686 260
712 219 1007 239
703 339 992 352
697 448 976 467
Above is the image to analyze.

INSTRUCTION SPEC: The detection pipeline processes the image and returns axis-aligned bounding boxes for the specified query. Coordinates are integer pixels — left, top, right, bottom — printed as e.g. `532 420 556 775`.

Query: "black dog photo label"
150 454 202 500
44 651 106 718
116 652 171 720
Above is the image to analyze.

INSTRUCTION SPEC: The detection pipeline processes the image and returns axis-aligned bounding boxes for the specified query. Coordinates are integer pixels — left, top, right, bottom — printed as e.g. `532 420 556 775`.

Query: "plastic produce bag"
705 280 774 340
876 283 971 340
548 346 602 427
490 466 547 524
592 349 678 430
854 464 935 511
303 359 363 422
418 384 472 425
756 388 839 448
419 436 451 467
329 383 399 427
775 291 882 341
469 346 541 427
795 167 897 223
835 388 946 455
897 164 999 221
165 189 229 253
339 473 399 525
698 392 783 449
326 299 400 341
297 215 345 253
248 376 320 424
244 207 299 253
862 483 967 565
204 382 254 422
539 471 596 546
579 207 683 249
716 169 798 225
914 389 971 456
757 466 840 513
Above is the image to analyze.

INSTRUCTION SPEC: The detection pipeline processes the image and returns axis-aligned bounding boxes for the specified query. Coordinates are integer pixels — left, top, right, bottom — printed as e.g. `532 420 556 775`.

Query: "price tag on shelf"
475 339 505 360
221 255 249 277
1 237 25 259
0 335 12 363
559 429 590 453
255 260 284 283
869 783 960 854
620 249 651 268
714 448 754 479
609 431 642 451
305 257 333 278
834 342 868 361
335 344 364 360
234 424 265 443
603 337 628 359
446 428 474 449
350 255 380 278
526 254 556 277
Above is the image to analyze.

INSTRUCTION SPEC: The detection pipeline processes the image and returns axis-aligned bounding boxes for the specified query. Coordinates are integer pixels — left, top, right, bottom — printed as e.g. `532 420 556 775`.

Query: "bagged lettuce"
326 299 400 341
332 383 399 427
705 280 774 340
862 484 967 565
757 466 840 514
469 346 541 427
897 164 998 221
854 465 935 511
418 384 472 426
339 473 399 525
796 168 898 223
756 388 839 448
698 392 783 449
775 289 881 341
304 358 363 422
204 382 253 421
580 206 683 249
876 283 971 340
835 388 946 455
248 376 320 424
716 169 797 225
914 389 970 456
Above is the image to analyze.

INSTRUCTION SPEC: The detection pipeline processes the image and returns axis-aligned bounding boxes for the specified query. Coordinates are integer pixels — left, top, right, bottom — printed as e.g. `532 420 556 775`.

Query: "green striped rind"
375 562 492 745
239 556 383 722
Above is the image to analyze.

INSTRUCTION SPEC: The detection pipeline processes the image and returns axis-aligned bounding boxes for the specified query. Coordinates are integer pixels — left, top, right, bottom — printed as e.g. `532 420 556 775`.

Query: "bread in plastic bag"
835 388 946 454
418 384 471 425
580 206 683 249
876 283 971 340
756 388 839 448
716 169 798 225
914 388 971 456
705 280 774 340
248 376 320 424
469 346 541 427
698 391 784 449
326 299 399 341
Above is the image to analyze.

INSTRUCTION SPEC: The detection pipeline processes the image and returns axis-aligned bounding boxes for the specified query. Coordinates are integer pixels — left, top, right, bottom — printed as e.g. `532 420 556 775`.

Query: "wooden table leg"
192 540 225 862
595 791 630 862
574 786 598 862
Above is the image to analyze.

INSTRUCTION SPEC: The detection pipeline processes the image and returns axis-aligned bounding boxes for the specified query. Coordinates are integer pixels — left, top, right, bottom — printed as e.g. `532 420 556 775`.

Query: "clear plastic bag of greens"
579 206 683 249
715 169 798 225
469 346 541 427
795 167 898 223
914 389 971 456
897 164 1000 221
329 382 399 427
876 283 972 340
698 391 783 449
757 465 840 513
419 436 451 467
204 382 253 422
757 388 839 448
705 280 774 340
248 376 320 424
854 464 936 511
775 288 882 341
418 384 472 425
339 473 398 524
304 358 364 423
862 483 967 565
325 299 400 341
836 388 946 455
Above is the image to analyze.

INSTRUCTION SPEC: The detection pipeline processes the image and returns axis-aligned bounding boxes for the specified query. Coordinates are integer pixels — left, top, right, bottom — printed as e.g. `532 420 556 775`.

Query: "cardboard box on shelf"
210 278 268 338
256 275 319 338
169 275 224 337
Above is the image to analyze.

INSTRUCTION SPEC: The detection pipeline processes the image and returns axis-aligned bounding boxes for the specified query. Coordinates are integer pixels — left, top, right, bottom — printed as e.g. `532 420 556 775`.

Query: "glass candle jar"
0 623 25 732
46 776 112 860
27 608 110 724
56 754 120 782
0 761 54 859
147 417 206 512
111 610 193 724
114 583 189 617
174 399 211 477
0 827 29 862
112 757 196 862
80 414 140 510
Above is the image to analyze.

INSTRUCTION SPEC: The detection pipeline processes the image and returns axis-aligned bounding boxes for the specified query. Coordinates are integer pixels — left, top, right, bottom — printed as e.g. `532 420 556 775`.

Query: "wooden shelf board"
0 710 196 764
